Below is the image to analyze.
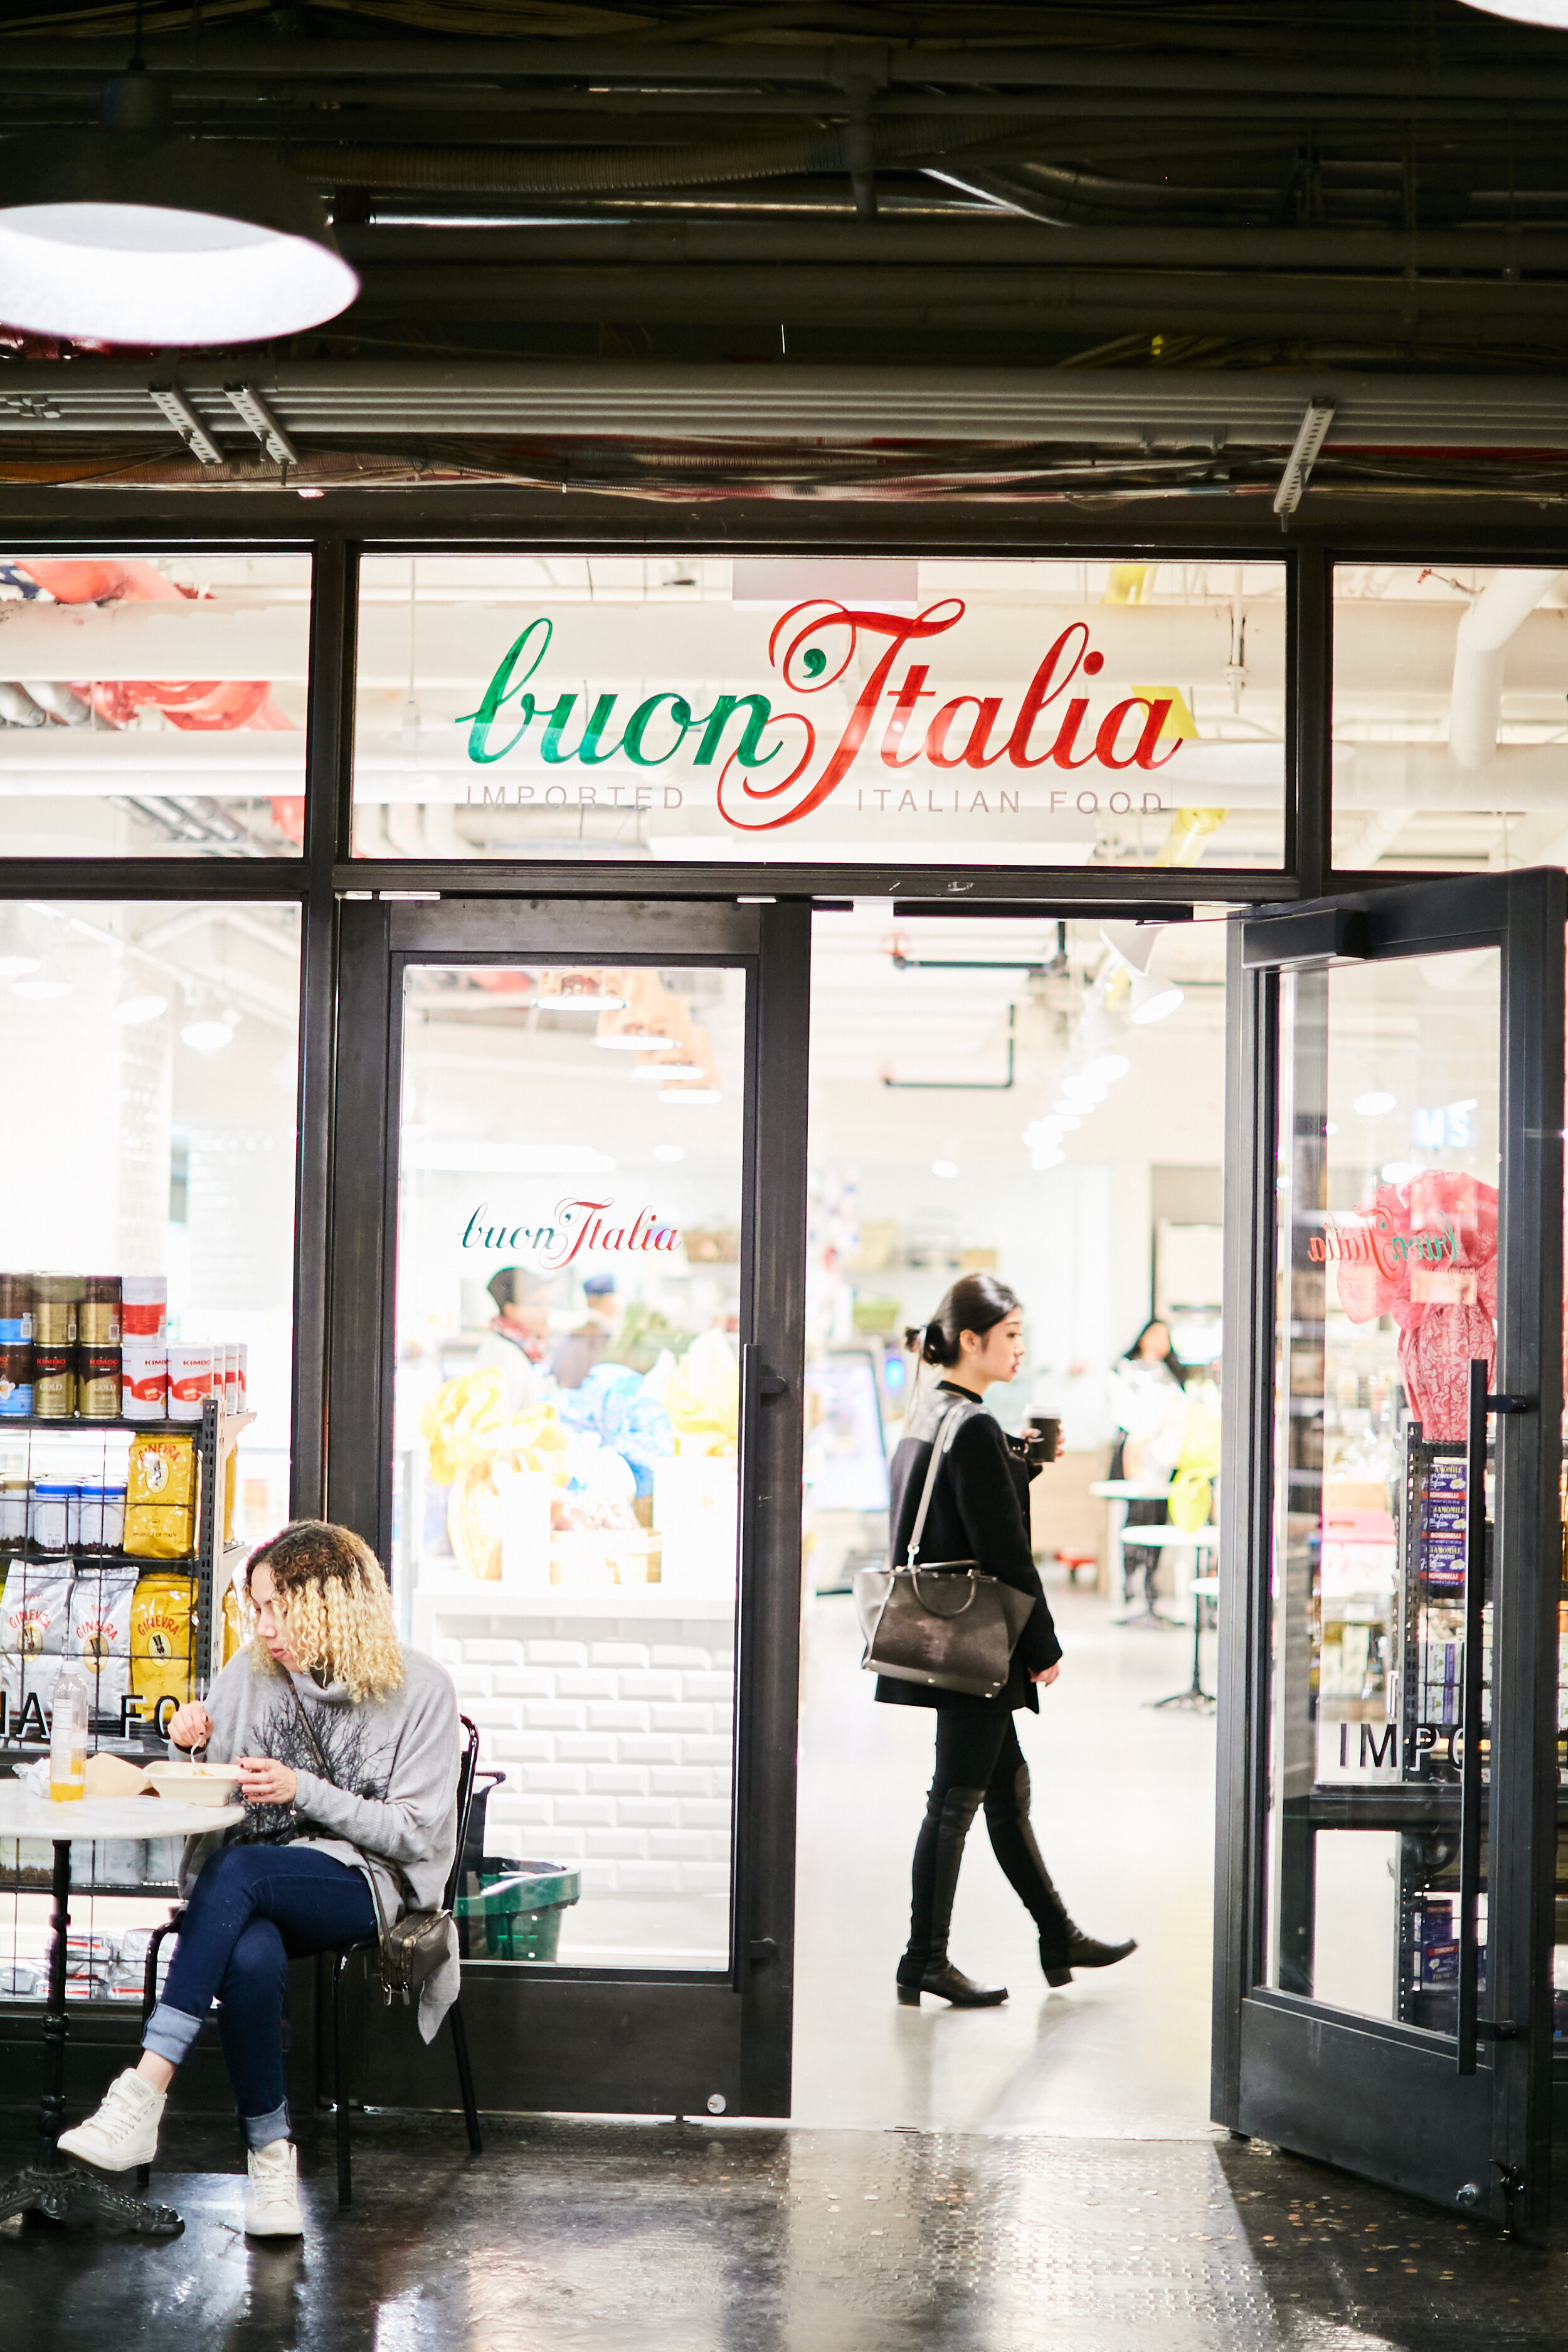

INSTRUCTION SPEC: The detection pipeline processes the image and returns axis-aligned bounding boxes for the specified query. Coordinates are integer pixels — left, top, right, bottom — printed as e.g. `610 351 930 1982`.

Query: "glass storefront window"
0 555 310 857
394 961 746 1969
1332 564 1568 873
0 898 300 2001
1265 951 1501 2026
353 557 1286 869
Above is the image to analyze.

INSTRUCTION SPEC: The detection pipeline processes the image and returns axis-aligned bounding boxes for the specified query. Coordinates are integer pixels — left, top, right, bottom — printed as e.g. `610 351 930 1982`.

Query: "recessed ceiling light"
931 1160 958 1179
659 1085 722 1104
1353 1090 1397 1117
12 977 69 1000
652 1143 686 1163
1380 1160 1416 1185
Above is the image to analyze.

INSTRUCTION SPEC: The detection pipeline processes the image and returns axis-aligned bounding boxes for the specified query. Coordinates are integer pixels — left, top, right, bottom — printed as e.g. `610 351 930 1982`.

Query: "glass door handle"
1457 1363 1533 2075
730 1345 788 1995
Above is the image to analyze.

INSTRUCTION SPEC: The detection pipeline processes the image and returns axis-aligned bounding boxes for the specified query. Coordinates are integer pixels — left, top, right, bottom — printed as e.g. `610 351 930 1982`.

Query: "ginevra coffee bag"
66 1560 138 1724
0 1557 73 1733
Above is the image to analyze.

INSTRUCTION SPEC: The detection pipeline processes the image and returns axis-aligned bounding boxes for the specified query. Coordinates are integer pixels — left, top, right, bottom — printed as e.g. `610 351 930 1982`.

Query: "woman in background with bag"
58 1520 460 2238
879 1275 1135 2008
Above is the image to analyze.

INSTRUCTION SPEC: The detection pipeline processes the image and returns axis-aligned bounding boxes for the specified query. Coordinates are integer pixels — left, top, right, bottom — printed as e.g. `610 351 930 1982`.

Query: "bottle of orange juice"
48 1666 88 1801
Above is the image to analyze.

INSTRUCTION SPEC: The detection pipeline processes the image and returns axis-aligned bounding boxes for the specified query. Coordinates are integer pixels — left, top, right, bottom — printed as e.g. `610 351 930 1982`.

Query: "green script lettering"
457 618 553 764
690 693 780 768
622 692 695 766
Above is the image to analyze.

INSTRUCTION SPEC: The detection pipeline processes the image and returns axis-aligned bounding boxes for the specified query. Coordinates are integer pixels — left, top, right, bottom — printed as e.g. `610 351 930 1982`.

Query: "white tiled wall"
425 1608 735 1899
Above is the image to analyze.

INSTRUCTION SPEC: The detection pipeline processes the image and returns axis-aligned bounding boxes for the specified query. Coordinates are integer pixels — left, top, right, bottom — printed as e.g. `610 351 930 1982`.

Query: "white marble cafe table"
0 1783 244 2237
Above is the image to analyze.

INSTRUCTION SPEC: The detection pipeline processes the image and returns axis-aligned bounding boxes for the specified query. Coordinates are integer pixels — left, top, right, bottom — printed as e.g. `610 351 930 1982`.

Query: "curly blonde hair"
244 1520 404 1703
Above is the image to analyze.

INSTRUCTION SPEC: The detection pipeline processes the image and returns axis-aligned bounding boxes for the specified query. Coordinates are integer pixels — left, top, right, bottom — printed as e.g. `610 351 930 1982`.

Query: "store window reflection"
353 557 1286 871
0 899 300 2005
394 963 745 1971
1266 951 1501 2028
0 554 310 857
1332 564 1568 874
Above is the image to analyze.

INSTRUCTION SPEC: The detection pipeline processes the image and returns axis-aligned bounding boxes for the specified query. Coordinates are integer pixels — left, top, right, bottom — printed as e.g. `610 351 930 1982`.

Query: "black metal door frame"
325 893 808 2119
1215 869 1565 2232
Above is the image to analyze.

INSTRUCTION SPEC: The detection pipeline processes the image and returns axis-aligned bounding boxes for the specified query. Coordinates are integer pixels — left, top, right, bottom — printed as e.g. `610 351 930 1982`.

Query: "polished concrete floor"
8 1579 1566 2346
3 2111 1565 2350
793 1576 1217 2135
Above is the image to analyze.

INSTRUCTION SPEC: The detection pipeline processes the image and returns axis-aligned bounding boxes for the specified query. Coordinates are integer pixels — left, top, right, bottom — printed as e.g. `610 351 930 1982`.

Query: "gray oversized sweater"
174 1643 462 2040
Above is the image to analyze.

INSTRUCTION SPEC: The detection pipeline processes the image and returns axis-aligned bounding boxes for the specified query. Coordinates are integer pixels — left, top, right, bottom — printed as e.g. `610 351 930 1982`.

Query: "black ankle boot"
899 1961 1008 2008
1040 1930 1138 1989
898 1785 1008 2010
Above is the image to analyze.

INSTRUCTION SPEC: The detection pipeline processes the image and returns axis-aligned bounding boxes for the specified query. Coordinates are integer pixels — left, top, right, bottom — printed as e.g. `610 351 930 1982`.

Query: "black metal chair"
331 1712 484 2205
137 1710 485 2206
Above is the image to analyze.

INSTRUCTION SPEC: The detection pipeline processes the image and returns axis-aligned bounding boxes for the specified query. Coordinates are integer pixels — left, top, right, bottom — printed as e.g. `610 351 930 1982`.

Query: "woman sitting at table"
58 1520 460 2240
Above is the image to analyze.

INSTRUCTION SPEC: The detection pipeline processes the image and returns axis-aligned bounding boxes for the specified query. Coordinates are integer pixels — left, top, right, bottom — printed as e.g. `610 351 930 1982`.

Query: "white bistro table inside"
0 1786 243 2237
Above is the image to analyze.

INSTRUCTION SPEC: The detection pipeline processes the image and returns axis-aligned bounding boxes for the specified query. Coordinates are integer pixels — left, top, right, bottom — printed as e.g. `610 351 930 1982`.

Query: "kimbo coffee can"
33 1343 75 1419
78 1345 122 1421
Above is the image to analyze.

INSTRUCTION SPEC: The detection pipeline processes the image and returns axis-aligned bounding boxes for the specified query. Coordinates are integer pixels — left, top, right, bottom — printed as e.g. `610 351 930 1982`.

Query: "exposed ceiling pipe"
1448 568 1563 771
0 682 46 728
291 115 1053 196
335 217 1568 272
10 38 1568 107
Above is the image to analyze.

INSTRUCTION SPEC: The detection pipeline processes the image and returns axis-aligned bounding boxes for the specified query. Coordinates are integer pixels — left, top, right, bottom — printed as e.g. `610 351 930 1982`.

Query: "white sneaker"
245 2139 304 2237
57 2069 165 2173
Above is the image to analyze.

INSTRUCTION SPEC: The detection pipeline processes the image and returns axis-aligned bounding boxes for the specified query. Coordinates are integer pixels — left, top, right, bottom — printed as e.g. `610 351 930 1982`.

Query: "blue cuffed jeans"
144 1843 378 2148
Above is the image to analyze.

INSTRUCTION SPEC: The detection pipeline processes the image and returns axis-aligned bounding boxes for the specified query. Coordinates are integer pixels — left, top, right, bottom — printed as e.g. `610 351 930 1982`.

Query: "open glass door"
1215 872 1565 2232
325 897 807 2119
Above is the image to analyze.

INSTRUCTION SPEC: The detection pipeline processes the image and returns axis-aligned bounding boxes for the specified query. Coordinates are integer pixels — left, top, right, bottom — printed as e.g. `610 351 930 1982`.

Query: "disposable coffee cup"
1026 1414 1063 1462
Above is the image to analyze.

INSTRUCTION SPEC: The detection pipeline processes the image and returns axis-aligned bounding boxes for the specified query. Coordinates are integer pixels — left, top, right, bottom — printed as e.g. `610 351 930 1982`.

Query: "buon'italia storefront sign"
457 598 1192 835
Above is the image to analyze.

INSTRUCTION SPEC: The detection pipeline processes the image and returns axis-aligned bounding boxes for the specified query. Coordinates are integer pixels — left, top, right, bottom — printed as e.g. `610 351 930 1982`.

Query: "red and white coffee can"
166 1342 213 1422
122 1340 169 1421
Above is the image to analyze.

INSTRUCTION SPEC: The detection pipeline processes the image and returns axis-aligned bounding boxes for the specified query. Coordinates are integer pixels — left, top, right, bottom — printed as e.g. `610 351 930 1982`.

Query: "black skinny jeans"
907 1712 1072 1961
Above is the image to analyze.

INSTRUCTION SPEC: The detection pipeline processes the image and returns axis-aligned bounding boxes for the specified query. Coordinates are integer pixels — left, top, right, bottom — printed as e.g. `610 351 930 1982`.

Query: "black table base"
1151 1587 1216 1713
0 2161 182 2237
0 1833 184 2239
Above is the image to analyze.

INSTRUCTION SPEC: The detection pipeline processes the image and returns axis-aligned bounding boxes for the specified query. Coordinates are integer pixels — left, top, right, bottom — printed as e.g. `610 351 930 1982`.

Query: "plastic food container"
76 1483 126 1550
144 1762 243 1806
28 1481 77 1551
0 1478 29 1543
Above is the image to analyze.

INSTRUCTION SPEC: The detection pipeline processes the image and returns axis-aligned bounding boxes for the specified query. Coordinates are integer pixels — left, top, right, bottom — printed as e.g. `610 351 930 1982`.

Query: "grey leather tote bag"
854 1400 1036 1700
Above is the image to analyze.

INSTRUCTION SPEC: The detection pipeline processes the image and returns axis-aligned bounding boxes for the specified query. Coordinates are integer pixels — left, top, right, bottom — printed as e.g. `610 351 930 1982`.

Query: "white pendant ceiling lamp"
1458 2 1568 23
0 75 358 345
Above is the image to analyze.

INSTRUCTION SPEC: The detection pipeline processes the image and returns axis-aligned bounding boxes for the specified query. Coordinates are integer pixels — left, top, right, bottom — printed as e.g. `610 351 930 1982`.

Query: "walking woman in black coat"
883 1274 1136 2008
